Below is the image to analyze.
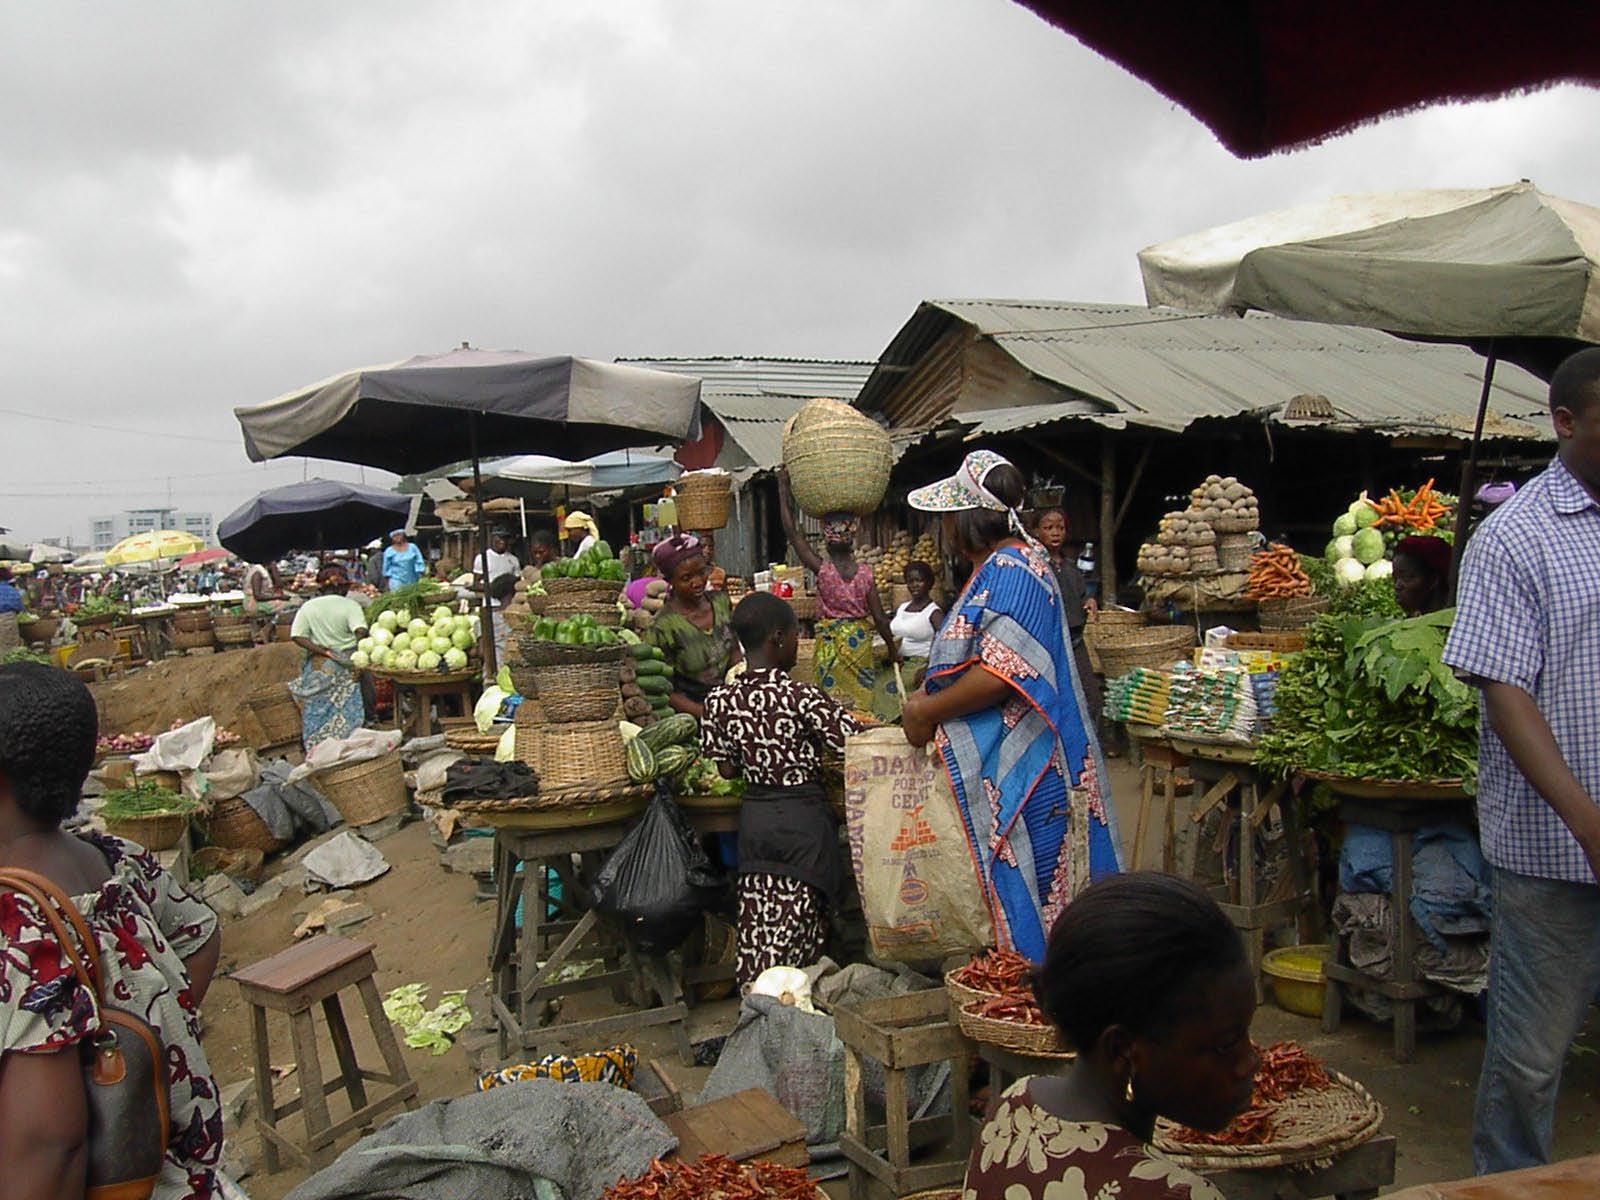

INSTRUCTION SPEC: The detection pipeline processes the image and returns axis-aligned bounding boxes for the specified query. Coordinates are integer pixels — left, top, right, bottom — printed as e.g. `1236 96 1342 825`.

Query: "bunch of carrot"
1369 478 1450 530
1244 544 1311 600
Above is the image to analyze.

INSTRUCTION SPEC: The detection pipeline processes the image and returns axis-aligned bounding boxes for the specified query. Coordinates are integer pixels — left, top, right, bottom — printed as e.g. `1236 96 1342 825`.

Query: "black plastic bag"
589 784 725 956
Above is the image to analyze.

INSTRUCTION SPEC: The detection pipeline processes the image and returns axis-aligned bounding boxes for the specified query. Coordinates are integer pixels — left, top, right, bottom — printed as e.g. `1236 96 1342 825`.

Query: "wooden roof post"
1099 432 1117 605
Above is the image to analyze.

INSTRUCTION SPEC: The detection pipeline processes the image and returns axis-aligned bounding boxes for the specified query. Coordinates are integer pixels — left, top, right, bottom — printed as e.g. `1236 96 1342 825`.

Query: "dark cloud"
1 0 1596 541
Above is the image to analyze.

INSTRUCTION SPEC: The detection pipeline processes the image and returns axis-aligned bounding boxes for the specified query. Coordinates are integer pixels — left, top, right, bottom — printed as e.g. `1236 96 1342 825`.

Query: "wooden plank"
520 1002 688 1052
1249 780 1287 830
1189 771 1239 824
232 936 373 994
1321 961 1438 1000
1133 763 1155 870
665 1088 808 1168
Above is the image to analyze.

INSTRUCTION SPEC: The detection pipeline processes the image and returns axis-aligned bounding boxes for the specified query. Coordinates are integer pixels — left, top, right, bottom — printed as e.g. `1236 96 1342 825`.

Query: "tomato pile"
601 1154 816 1200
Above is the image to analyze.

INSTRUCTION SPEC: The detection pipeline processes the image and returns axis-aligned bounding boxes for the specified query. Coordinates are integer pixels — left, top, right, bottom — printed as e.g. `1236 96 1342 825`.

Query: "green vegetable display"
3 647 52 665
1255 610 1478 790
537 541 626 582
99 780 200 820
524 612 622 647
364 579 450 626
75 596 128 620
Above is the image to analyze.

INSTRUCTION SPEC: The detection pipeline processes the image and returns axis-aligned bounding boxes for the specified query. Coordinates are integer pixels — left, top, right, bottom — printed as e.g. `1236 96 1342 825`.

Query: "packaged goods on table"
1162 662 1258 744
1104 667 1172 726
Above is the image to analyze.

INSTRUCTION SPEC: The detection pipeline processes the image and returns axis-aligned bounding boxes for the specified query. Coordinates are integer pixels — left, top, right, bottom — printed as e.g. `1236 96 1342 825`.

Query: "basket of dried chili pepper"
1154 1042 1384 1169
956 992 1072 1056
944 947 1030 1013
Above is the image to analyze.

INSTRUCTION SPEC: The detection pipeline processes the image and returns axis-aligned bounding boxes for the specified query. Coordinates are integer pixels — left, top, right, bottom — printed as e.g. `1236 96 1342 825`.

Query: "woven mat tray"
1298 770 1470 801
1154 1070 1384 1170
370 667 479 685
444 728 505 752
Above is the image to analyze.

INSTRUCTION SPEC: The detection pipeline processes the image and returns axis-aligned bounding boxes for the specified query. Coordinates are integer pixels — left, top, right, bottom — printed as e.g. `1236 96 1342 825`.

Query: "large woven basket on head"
518 659 621 722
782 397 892 517
1258 595 1330 630
675 470 732 531
514 714 628 791
206 795 285 853
315 750 407 826
786 594 817 622
247 684 302 745
104 810 191 852
1093 624 1195 678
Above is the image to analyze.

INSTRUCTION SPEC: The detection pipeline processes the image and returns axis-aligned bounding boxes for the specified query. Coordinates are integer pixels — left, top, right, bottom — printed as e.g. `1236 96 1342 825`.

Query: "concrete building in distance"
89 507 214 552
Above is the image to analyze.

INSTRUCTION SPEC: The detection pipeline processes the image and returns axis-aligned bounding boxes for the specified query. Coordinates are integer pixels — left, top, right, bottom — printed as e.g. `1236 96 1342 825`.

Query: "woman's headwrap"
907 449 1035 544
652 532 703 578
1395 535 1452 580
822 514 859 546
565 511 599 538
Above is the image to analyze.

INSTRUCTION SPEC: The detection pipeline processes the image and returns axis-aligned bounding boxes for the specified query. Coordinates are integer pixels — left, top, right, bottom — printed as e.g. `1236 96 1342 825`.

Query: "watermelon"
653 745 696 779
639 712 698 752
625 738 657 784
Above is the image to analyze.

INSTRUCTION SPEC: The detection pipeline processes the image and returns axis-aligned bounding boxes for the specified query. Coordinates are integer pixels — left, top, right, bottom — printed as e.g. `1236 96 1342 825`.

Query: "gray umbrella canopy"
234 348 703 474
1140 181 1600 379
218 479 414 562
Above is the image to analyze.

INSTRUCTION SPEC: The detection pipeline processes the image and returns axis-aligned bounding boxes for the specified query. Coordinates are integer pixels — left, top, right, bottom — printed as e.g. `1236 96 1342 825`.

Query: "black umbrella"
234 347 703 672
217 479 413 563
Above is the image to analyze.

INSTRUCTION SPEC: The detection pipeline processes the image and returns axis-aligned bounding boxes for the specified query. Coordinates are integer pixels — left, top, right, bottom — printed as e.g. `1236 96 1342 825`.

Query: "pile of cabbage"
1325 494 1394 588
353 604 478 673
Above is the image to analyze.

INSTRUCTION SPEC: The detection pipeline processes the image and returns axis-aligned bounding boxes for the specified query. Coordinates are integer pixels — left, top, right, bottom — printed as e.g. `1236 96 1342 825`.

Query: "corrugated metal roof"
856 300 1552 438
697 393 807 470
619 357 873 399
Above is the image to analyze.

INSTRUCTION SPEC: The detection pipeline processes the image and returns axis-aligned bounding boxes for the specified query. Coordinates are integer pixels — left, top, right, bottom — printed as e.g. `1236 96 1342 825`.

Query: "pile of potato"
1137 475 1260 577
1189 475 1260 532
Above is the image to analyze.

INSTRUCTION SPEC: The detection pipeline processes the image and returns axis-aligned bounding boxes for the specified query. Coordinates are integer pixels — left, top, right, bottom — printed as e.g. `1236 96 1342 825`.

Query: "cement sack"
843 727 991 963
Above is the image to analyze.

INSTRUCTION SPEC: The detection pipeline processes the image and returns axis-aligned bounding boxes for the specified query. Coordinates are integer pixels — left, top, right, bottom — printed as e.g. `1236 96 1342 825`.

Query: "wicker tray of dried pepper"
600 1153 823 1200
1154 1042 1384 1170
945 947 1031 1011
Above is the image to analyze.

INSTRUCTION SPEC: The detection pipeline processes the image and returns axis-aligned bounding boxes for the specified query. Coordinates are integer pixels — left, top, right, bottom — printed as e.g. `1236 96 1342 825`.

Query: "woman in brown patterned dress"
965 874 1258 1200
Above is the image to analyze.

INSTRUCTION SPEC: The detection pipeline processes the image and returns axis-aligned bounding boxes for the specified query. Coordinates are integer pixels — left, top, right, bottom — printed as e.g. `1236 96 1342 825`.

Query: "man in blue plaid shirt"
1444 347 1600 1174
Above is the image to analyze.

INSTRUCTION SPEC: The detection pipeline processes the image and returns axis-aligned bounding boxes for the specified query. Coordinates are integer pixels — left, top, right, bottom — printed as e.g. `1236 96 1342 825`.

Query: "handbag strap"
0 867 106 1006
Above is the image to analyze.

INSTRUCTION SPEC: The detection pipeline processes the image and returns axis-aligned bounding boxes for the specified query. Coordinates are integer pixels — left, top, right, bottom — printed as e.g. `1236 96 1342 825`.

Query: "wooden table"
1125 722 1189 872
383 670 481 739
1177 741 1318 995
1311 776 1476 1063
1382 1153 1600 1198
488 805 739 1067
133 611 174 661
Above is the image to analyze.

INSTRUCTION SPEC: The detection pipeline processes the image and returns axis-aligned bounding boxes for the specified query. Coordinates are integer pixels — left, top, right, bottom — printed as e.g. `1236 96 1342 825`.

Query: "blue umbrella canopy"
218 479 413 562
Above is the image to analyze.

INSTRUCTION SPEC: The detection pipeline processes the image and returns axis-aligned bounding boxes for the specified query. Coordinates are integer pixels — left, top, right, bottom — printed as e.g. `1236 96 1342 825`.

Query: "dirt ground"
193 754 1600 1198
92 642 301 741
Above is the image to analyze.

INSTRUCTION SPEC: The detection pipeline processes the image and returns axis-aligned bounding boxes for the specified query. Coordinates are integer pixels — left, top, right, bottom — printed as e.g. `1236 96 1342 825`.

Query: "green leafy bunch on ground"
1256 609 1477 791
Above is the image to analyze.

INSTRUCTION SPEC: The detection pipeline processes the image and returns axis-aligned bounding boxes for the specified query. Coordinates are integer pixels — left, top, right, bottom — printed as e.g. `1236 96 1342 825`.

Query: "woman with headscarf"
900 450 1119 962
289 565 369 748
645 533 739 719
381 528 426 592
1391 534 1452 617
777 468 899 719
564 511 600 558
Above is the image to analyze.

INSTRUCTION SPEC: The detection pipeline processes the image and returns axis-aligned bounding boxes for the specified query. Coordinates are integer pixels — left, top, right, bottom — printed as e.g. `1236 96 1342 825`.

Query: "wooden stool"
1178 742 1319 995
233 936 418 1172
836 989 972 1200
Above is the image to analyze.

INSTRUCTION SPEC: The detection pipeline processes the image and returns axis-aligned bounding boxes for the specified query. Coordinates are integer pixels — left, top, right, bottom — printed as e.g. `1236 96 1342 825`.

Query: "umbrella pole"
469 414 498 677
1449 341 1498 599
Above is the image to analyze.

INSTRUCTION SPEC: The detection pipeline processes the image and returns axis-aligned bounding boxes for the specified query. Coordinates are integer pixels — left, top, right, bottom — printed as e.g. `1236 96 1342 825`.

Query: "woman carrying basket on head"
900 450 1119 963
777 467 899 720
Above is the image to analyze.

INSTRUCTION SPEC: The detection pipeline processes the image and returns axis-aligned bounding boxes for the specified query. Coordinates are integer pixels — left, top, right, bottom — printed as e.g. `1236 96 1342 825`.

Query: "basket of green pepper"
99 780 201 851
539 540 628 591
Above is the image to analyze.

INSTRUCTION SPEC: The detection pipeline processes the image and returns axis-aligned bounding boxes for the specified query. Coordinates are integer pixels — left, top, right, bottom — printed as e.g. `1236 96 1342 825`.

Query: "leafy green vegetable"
100 780 200 819
76 596 128 620
364 579 448 625
2 647 52 665
1255 609 1477 790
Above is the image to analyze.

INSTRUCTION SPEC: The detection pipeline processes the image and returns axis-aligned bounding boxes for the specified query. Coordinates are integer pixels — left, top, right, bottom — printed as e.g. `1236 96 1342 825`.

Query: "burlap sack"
843 727 992 963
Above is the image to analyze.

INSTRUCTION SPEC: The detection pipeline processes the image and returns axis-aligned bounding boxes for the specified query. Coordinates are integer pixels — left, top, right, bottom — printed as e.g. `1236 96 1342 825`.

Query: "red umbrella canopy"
177 547 231 569
1019 0 1600 157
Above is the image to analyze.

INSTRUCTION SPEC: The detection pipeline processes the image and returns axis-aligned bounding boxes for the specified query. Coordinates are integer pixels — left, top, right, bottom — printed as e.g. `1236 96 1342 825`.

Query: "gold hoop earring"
1124 1074 1136 1105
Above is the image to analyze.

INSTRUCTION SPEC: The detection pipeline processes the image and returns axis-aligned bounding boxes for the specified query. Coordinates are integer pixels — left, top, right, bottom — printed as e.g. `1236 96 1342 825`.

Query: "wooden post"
1099 434 1117 604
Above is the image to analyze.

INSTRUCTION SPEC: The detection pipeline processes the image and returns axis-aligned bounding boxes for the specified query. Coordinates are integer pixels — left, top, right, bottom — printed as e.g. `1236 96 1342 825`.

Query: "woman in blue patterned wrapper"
900 450 1120 963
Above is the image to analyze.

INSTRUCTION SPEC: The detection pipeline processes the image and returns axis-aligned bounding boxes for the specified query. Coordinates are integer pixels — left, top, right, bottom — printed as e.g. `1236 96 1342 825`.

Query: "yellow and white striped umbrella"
104 530 207 567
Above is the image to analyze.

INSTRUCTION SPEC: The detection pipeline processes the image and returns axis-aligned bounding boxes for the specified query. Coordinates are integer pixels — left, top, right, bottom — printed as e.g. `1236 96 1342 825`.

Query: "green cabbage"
1352 527 1386 565
1332 512 1358 537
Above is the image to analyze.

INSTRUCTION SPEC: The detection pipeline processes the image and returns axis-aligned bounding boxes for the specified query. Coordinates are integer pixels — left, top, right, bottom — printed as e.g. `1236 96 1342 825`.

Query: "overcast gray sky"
3 0 1597 545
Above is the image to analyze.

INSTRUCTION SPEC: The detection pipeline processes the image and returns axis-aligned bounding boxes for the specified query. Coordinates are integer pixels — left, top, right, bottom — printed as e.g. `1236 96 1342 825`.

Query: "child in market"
701 591 865 984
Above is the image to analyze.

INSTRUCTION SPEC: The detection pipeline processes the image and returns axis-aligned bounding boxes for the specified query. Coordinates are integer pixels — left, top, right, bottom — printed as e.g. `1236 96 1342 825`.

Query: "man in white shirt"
474 532 520 665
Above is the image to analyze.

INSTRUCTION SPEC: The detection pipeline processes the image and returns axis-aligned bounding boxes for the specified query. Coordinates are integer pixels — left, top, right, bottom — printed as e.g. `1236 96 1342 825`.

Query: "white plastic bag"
133 717 216 774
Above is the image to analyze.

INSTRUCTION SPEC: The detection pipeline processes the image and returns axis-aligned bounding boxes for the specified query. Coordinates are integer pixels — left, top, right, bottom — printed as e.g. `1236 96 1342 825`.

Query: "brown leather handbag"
0 867 172 1200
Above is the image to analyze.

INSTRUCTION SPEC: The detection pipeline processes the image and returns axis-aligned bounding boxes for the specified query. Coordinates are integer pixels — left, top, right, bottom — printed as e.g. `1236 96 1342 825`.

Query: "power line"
0 404 238 446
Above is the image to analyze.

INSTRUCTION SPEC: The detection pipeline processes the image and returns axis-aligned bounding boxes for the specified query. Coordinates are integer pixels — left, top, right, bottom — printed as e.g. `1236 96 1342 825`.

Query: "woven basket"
542 598 622 627
1224 632 1306 654
514 716 629 791
1213 514 1261 534
944 969 999 1013
1258 596 1330 630
544 577 624 598
315 750 407 826
782 397 893 517
207 794 285 853
675 471 732 531
104 811 191 852
247 684 302 744
213 613 251 631
1154 1071 1384 1171
215 626 254 646
444 726 506 754
19 616 60 642
956 1000 1072 1056
786 595 817 621
172 628 216 650
191 845 266 884
1095 626 1195 677
792 638 817 686
173 612 214 633
1216 534 1254 573
521 659 621 722
515 638 624 668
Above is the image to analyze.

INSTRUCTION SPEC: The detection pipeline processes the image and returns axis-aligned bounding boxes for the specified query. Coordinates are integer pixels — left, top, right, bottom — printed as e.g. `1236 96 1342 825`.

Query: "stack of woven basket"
511 635 631 792
536 577 624 628
171 608 216 651
674 469 732 531
213 612 253 648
